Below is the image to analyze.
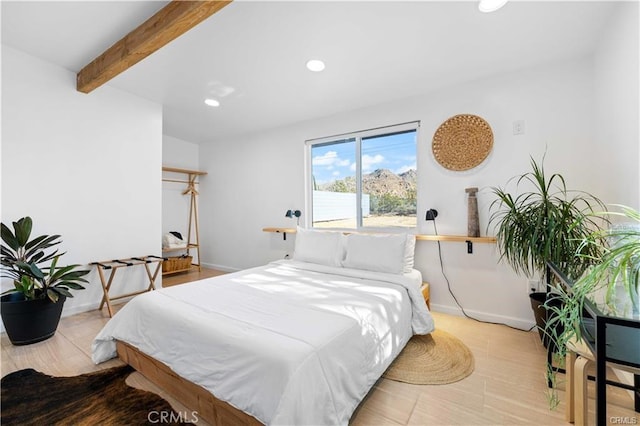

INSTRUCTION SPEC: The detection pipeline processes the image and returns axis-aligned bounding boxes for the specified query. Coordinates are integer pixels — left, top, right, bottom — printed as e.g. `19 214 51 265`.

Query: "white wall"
591 0 640 392
162 135 200 248
593 1 639 209
199 55 611 328
1 45 162 317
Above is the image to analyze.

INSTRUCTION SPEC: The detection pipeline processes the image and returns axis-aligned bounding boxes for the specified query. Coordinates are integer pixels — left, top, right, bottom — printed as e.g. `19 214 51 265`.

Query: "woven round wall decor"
432 114 493 171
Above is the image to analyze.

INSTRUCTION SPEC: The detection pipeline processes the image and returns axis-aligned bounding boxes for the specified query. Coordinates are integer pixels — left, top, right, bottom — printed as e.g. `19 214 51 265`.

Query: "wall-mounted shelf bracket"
262 227 296 241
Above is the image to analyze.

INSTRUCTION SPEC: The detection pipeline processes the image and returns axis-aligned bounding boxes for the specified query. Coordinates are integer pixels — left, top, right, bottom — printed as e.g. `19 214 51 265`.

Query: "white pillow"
292 227 345 267
342 233 409 274
404 234 416 273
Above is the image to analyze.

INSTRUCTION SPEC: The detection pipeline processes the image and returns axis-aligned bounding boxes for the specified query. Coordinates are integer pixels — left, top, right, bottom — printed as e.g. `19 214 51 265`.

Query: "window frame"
304 121 420 231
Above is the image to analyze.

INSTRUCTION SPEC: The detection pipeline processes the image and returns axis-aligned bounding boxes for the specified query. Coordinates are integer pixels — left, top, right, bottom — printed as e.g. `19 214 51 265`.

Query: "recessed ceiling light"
204 98 220 107
478 0 508 13
306 59 325 72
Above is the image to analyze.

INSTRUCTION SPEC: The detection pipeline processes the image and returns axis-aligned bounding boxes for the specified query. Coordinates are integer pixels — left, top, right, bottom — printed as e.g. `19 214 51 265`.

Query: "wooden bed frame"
115 283 432 425
116 341 262 425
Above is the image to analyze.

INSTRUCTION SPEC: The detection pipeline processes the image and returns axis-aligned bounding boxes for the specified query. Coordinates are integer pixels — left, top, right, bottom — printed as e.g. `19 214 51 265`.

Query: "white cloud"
362 154 385 172
350 154 385 172
312 151 350 168
313 151 338 166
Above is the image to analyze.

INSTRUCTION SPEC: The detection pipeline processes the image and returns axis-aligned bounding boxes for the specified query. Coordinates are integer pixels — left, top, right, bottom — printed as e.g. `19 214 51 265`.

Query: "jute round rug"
383 329 475 385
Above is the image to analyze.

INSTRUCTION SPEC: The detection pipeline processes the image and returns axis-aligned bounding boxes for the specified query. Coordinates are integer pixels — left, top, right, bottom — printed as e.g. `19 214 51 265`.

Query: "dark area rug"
1 365 193 425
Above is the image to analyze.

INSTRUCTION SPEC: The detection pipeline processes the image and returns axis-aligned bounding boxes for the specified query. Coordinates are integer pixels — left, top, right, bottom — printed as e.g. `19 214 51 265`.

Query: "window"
307 122 418 229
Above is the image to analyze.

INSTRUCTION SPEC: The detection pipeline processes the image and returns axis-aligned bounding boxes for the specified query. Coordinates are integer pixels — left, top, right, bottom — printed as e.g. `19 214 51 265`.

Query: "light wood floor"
162 267 227 287
2 269 636 425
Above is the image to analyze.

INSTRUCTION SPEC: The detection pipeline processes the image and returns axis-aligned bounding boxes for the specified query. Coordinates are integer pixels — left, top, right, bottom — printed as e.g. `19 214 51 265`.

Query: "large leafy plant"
576 205 640 312
544 205 639 408
547 205 639 343
1 217 90 302
488 156 609 410
488 156 607 281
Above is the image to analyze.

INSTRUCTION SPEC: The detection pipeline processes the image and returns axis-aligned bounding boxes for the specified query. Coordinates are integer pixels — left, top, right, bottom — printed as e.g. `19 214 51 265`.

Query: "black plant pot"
1 293 66 346
529 292 563 351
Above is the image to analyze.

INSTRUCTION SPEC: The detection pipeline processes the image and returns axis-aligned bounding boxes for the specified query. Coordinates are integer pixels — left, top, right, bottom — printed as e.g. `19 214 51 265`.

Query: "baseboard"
61 297 132 318
200 262 240 273
62 301 101 317
430 303 536 331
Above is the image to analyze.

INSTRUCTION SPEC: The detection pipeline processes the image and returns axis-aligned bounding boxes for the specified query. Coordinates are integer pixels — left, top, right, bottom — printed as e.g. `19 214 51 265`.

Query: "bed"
92 230 434 425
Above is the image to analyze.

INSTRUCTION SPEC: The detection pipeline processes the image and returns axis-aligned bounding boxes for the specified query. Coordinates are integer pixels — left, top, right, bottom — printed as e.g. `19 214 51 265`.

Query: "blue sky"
311 131 416 184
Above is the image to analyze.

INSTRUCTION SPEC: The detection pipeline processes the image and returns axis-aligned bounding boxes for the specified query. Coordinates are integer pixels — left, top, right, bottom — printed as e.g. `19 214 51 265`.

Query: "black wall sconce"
285 209 302 226
425 209 438 221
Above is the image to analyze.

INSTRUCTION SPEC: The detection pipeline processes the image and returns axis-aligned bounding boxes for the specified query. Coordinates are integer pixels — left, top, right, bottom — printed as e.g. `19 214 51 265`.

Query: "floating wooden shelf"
262 227 297 240
262 227 296 234
263 227 494 242
262 227 496 253
414 234 496 243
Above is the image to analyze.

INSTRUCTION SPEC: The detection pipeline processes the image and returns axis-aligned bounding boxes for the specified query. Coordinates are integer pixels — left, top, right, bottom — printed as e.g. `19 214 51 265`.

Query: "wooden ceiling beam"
77 0 232 94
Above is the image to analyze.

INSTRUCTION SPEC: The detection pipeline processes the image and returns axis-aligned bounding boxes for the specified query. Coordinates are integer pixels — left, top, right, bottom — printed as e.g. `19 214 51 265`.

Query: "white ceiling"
2 1 617 144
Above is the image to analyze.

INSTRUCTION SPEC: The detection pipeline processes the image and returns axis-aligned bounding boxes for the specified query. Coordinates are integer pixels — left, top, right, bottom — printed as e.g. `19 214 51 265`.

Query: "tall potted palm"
1 217 90 345
488 156 607 345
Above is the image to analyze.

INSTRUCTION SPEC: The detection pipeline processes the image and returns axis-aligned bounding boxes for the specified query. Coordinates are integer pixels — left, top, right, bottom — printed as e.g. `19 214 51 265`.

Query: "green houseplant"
544 205 639 408
1 216 90 345
547 205 639 351
488 156 607 345
573 205 640 314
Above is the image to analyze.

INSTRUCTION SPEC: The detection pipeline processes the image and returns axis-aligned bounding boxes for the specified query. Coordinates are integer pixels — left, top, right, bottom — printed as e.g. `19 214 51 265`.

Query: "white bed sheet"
92 260 434 425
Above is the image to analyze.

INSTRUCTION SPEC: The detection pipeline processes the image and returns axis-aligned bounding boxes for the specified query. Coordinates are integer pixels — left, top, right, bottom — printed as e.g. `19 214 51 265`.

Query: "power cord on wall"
430 219 535 333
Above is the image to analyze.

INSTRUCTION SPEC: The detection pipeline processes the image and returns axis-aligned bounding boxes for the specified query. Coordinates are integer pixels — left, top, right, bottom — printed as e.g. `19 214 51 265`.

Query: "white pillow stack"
292 228 416 275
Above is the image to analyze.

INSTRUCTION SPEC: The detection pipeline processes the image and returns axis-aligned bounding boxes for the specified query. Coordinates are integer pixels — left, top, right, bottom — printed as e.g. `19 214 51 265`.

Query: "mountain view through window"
309 127 417 229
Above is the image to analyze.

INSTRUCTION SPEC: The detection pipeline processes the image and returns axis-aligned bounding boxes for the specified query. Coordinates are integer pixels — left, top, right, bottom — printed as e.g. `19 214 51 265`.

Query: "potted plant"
544 205 639 408
575 205 639 313
488 156 607 345
547 205 639 346
1 216 90 345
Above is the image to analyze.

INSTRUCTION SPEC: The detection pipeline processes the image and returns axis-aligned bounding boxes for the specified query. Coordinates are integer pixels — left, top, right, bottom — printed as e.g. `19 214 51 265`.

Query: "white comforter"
92 260 434 425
